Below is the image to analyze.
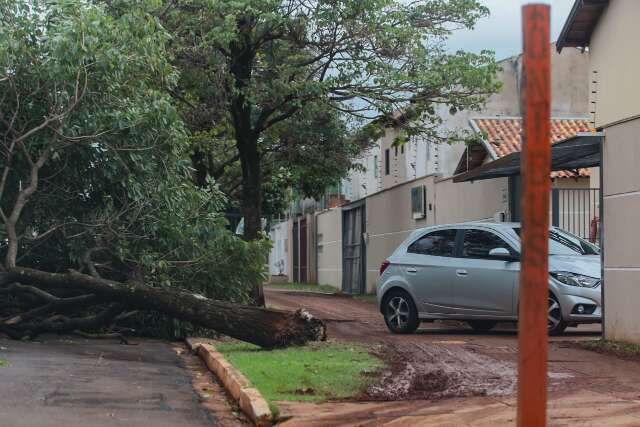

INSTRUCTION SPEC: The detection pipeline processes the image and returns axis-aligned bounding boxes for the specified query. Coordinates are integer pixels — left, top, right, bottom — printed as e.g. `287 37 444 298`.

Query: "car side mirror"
488 247 518 261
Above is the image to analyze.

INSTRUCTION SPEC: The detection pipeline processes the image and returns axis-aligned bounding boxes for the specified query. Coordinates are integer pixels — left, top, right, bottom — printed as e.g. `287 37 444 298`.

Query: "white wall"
268 220 289 278
584 0 640 344
341 143 381 203
315 208 343 289
601 119 640 343
589 0 640 129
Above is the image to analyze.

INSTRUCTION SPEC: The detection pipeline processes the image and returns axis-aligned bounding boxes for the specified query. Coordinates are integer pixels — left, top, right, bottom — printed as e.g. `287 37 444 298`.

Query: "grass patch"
578 339 640 360
0 358 9 367
264 282 338 294
215 342 383 404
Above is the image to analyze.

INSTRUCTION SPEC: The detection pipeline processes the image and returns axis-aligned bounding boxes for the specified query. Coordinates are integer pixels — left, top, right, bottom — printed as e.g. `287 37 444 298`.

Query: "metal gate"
342 201 366 294
551 188 600 243
292 220 299 282
299 218 308 282
511 179 601 245
292 217 308 283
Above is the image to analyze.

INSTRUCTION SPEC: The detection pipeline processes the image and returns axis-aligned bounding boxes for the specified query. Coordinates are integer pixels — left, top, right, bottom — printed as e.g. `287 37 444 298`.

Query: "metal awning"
556 0 608 52
453 133 603 183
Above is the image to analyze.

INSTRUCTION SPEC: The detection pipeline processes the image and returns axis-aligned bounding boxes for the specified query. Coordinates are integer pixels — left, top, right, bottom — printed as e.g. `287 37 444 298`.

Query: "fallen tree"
0 268 326 348
0 1 325 349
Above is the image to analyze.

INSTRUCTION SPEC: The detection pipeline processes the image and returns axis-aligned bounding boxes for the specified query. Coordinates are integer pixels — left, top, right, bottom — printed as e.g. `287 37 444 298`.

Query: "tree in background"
161 0 501 244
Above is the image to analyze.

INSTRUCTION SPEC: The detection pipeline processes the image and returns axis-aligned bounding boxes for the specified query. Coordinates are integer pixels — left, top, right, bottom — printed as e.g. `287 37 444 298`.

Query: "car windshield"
513 227 600 256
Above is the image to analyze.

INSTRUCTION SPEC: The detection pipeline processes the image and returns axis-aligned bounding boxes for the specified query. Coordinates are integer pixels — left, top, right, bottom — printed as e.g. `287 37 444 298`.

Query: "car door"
403 228 459 314
451 228 519 317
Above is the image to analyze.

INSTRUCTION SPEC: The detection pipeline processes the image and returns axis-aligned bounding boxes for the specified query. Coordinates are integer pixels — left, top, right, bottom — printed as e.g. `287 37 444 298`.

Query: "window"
462 229 512 259
394 146 398 156
373 155 379 178
408 229 457 257
513 227 599 256
385 149 390 175
401 145 404 154
411 185 426 219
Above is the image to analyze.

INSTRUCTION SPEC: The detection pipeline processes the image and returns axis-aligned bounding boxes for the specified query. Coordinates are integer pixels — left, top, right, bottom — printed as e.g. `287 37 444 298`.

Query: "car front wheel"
548 295 568 335
383 289 419 334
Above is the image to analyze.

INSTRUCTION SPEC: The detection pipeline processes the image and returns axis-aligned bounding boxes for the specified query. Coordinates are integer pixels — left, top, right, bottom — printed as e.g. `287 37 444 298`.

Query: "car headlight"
550 271 600 288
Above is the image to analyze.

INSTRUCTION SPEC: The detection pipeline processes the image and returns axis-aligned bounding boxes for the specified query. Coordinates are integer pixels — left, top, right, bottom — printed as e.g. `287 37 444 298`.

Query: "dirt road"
267 289 640 426
0 336 246 427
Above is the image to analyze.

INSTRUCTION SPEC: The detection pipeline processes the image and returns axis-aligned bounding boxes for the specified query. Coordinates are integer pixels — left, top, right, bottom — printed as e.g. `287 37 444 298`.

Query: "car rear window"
407 229 457 257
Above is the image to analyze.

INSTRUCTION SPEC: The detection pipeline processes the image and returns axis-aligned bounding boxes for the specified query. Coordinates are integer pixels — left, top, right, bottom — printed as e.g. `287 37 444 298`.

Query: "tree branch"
3 294 97 326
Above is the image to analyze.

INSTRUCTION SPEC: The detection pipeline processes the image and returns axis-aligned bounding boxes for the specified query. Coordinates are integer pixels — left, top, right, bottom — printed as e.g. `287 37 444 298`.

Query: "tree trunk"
2 267 325 348
238 134 262 241
229 21 266 306
237 132 266 306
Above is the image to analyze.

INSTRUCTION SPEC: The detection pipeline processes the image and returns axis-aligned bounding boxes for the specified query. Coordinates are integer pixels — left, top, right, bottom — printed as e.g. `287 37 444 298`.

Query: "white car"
377 222 601 335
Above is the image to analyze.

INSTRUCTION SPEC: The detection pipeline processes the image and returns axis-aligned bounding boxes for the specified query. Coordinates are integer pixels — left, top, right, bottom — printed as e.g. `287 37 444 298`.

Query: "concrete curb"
186 338 273 427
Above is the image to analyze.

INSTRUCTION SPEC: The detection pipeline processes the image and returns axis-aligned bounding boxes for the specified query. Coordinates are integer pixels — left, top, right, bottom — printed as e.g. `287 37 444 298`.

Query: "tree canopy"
0 0 266 306
160 0 501 240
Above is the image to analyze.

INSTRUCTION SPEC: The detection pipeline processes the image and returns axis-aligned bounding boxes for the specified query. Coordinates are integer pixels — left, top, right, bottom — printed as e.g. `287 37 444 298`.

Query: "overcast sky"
446 0 575 60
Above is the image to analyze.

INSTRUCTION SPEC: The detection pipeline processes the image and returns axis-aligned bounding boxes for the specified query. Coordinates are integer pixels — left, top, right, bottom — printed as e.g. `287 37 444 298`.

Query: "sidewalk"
277 390 640 426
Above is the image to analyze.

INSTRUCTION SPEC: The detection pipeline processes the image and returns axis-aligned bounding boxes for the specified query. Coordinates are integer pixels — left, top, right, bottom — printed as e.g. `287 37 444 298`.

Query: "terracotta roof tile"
472 117 592 178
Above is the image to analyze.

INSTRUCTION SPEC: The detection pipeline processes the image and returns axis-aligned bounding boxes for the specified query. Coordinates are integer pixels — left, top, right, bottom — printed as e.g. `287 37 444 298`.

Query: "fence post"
518 5 551 427
551 188 559 227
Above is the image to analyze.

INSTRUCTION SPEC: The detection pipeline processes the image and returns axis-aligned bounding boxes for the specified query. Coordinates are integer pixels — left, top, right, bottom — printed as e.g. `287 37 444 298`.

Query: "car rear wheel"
548 295 568 335
467 320 497 332
383 289 419 334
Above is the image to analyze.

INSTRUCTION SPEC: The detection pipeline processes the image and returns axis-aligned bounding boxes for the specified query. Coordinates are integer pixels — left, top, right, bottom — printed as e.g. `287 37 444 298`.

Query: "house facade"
558 0 640 343
271 40 600 297
342 44 592 201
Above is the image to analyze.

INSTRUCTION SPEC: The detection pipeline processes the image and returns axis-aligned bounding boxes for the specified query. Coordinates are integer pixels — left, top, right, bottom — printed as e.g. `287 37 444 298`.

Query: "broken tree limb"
0 282 58 302
3 294 97 325
14 303 125 338
2 267 327 348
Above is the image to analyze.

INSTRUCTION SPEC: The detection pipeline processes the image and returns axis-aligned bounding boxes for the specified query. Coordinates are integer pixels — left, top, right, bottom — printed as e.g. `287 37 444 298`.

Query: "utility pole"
518 4 551 427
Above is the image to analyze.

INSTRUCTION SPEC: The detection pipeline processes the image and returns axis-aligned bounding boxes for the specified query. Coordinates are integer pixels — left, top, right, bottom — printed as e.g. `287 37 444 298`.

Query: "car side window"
407 229 457 257
462 229 512 259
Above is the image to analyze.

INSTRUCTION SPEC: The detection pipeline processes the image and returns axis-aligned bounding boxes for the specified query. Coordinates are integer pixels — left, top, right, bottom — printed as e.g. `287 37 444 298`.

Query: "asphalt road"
0 337 219 427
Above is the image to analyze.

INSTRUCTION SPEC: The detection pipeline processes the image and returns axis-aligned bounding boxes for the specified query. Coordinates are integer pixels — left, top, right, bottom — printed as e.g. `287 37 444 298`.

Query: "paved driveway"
0 337 220 427
266 289 640 426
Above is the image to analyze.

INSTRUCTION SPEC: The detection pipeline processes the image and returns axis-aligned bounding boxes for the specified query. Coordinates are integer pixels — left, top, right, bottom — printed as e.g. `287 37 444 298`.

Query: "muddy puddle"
366 343 575 401
366 343 518 400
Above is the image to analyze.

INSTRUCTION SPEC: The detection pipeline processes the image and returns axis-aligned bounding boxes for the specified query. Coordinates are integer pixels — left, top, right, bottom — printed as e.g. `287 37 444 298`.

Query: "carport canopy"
453 133 603 183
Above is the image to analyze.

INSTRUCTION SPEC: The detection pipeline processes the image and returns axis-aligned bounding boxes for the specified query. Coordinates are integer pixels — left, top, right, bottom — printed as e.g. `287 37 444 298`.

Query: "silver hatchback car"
377 222 601 335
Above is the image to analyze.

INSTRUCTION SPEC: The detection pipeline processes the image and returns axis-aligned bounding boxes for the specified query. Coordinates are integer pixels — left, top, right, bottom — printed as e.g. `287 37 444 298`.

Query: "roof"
470 117 592 178
556 0 609 52
453 133 603 183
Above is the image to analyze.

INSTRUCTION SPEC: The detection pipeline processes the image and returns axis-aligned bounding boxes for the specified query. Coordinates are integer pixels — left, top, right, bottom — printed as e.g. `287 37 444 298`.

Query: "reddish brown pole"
518 4 551 427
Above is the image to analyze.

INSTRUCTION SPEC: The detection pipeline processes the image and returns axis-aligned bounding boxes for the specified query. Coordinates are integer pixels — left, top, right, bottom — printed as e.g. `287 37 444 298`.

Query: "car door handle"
406 267 417 274
456 269 468 277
